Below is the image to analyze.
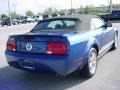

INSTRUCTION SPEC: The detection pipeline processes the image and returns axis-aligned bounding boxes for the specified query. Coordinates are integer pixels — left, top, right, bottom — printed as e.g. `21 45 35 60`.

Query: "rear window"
32 19 77 32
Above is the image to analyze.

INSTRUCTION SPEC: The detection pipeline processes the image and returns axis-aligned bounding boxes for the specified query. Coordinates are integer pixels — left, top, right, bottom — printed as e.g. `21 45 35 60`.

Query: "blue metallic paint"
5 50 83 76
5 25 116 76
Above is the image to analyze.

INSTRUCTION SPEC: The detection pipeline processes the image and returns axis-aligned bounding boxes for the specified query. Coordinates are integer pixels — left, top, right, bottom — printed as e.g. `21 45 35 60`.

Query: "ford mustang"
5 14 118 78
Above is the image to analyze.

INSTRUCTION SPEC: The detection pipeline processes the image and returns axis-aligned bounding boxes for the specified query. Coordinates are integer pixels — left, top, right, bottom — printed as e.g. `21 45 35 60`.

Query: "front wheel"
80 48 97 78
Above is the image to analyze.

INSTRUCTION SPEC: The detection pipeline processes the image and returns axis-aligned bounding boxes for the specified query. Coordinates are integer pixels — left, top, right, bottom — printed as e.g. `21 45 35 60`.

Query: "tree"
84 6 101 15
43 8 53 15
70 8 76 14
26 11 34 16
79 6 84 14
11 12 18 19
37 12 43 16
43 8 58 15
1 14 8 19
52 9 58 14
84 6 91 14
58 9 65 14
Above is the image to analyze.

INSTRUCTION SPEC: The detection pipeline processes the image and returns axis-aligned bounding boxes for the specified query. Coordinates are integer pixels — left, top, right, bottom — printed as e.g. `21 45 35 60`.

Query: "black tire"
23 20 26 24
111 33 118 50
8 23 10 26
13 23 16 25
80 48 97 78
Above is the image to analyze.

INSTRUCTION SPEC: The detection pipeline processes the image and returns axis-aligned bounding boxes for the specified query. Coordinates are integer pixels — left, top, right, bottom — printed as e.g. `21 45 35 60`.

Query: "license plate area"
19 60 35 70
17 41 47 53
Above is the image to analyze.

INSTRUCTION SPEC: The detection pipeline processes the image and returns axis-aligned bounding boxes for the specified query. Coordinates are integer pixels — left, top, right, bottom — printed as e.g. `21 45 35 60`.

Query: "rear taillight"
46 42 67 55
7 40 16 51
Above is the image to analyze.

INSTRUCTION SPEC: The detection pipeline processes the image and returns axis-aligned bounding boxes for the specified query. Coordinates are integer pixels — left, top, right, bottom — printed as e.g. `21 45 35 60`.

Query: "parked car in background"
32 16 43 22
0 19 3 26
100 10 120 21
5 14 118 78
43 15 52 19
37 16 43 21
17 16 35 24
32 16 37 22
17 16 27 24
26 17 34 22
12 19 18 25
1 18 11 26
1 18 18 27
51 14 60 17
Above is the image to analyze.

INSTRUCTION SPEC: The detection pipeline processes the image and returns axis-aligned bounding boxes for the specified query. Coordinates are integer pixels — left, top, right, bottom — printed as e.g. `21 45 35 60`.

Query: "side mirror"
105 22 112 27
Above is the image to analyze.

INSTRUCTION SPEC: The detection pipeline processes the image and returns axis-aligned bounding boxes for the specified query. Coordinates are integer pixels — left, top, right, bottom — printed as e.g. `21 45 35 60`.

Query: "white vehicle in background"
32 16 43 22
38 16 43 21
17 16 34 24
17 16 28 24
26 17 34 22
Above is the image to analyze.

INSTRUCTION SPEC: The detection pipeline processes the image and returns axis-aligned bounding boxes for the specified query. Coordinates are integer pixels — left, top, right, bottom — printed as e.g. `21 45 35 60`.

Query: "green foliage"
84 6 96 14
43 7 58 15
10 12 18 19
37 12 43 16
113 4 120 10
58 9 65 14
26 11 34 16
53 9 58 14
83 5 109 15
0 4 120 19
43 8 53 15
1 14 8 19
70 8 76 14
79 6 84 14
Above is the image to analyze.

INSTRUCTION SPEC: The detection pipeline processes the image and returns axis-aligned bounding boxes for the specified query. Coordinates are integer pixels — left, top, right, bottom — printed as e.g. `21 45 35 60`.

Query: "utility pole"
110 0 113 13
71 0 73 14
8 0 11 25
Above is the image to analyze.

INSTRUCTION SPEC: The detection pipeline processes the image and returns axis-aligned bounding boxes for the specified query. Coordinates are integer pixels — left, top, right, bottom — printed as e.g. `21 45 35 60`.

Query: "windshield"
31 19 77 32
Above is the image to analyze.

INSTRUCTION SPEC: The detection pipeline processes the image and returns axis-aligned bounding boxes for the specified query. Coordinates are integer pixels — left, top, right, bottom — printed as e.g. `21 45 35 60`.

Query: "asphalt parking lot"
0 23 120 90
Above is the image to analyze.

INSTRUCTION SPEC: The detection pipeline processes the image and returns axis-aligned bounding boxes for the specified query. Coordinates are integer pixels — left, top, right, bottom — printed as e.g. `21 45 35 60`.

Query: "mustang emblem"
26 43 32 51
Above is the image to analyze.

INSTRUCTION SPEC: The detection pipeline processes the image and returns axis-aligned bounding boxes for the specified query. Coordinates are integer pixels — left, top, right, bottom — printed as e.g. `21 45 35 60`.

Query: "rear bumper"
5 51 83 76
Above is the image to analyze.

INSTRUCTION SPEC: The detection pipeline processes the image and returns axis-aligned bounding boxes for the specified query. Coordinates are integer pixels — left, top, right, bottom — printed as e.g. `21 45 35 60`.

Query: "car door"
92 18 114 50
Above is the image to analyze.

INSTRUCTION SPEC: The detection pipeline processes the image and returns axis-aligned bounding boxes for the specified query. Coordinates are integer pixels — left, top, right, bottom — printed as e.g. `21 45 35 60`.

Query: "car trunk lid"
8 31 72 55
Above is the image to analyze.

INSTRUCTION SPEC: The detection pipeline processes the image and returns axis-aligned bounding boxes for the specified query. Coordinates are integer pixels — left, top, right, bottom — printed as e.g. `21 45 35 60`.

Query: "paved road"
0 23 120 90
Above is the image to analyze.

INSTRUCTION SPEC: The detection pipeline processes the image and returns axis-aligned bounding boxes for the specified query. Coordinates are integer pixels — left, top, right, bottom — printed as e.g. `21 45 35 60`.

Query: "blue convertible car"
5 14 118 78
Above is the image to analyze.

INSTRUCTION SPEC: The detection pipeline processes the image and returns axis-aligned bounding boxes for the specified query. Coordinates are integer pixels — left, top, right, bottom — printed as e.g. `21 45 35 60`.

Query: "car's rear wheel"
111 33 118 50
80 48 97 78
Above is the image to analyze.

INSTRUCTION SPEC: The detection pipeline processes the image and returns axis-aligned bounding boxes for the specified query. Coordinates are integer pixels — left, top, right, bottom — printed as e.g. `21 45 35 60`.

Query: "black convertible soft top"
43 14 99 31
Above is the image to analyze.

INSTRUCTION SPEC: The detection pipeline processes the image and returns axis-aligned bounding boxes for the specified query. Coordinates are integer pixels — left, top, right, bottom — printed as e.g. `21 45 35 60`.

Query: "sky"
0 0 119 15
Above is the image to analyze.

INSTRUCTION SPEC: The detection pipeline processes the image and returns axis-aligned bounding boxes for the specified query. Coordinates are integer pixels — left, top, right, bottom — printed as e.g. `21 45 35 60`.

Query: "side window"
91 18 105 29
48 20 63 29
64 20 75 28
